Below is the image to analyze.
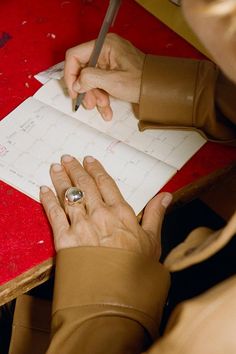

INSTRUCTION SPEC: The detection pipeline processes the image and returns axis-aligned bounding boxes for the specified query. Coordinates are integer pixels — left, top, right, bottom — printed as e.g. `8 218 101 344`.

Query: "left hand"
40 155 172 260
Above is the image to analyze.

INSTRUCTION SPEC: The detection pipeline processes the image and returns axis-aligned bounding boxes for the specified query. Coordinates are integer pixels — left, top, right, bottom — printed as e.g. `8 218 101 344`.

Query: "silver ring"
65 187 84 205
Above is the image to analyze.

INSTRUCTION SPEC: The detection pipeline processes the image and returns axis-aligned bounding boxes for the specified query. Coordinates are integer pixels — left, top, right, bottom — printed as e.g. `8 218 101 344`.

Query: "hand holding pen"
74 0 122 111
64 1 145 120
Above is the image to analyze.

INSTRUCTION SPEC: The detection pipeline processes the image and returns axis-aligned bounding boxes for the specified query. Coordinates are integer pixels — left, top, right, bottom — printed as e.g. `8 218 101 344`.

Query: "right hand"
64 33 145 120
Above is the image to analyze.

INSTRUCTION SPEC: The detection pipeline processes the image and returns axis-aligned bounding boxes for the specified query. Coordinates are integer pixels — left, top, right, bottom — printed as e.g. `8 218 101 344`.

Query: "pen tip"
75 105 79 112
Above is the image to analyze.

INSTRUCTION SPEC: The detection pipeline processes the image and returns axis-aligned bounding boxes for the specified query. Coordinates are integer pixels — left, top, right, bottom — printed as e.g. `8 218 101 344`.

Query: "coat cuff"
136 55 236 144
52 247 170 339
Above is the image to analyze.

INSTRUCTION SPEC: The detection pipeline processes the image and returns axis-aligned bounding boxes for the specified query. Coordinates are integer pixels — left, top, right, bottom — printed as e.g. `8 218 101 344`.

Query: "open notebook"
0 79 206 214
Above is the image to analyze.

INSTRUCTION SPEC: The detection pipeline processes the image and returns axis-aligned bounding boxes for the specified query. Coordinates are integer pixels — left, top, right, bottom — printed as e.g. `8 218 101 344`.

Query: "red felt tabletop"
0 0 235 285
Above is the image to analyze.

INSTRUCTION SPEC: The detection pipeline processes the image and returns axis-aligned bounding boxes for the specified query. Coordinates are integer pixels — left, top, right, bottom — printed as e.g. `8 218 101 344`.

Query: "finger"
65 203 87 225
142 192 172 238
94 89 113 121
73 67 140 103
64 40 96 98
49 163 72 206
50 163 86 222
82 89 111 111
61 155 103 212
73 67 121 96
64 56 81 99
142 193 172 233
82 89 113 121
97 105 113 121
83 156 125 206
83 91 98 110
40 185 69 240
65 35 115 96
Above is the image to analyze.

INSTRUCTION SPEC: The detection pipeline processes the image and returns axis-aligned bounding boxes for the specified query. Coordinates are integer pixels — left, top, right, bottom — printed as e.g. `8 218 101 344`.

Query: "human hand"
40 155 172 260
64 34 145 121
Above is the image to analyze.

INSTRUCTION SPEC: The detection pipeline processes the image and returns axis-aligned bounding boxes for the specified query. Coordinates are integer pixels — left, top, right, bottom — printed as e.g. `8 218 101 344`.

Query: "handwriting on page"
34 79 206 170
0 98 176 214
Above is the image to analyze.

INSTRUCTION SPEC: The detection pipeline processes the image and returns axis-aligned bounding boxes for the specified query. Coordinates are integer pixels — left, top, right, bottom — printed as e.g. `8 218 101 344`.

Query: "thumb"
141 192 172 237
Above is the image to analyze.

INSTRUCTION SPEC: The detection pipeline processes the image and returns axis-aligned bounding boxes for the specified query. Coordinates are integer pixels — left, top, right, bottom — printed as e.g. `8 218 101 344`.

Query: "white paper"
34 61 64 84
0 98 176 214
1 71 206 214
34 79 206 169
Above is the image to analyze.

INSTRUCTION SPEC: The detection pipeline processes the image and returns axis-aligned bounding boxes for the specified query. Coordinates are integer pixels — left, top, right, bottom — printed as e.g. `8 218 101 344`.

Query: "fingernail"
51 163 62 172
72 81 81 92
61 154 73 163
161 193 173 208
40 186 50 194
85 155 95 163
103 111 112 121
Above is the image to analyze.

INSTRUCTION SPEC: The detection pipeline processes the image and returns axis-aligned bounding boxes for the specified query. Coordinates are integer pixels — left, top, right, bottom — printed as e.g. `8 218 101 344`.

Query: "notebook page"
34 79 206 170
0 97 176 215
34 61 64 84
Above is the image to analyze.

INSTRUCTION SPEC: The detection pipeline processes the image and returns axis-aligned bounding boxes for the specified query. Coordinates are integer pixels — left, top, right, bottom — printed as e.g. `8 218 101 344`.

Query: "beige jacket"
9 55 236 354
10 213 236 354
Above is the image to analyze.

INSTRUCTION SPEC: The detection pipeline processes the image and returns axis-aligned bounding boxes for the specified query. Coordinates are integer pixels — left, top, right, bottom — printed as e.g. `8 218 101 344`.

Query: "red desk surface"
0 0 235 286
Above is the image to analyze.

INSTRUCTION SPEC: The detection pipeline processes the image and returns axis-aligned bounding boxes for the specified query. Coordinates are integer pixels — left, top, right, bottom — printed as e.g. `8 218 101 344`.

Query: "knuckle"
65 48 74 60
79 69 92 85
92 205 109 221
48 203 62 221
79 69 87 81
96 172 110 187
65 44 80 60
106 33 120 48
76 173 91 186
106 33 120 42
118 200 133 213
114 200 135 217
67 162 78 173
106 32 116 41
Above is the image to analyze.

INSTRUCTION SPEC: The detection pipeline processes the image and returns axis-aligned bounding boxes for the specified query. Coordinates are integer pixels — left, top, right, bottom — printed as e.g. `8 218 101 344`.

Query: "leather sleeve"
46 247 170 354
164 211 236 272
135 54 236 145
146 275 236 354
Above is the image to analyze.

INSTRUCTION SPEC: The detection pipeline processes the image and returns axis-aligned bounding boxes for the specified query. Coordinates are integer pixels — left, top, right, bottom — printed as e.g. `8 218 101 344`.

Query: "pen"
75 0 122 111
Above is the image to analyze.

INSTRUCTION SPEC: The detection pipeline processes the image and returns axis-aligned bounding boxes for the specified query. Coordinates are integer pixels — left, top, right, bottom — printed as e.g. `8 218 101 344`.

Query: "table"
0 0 235 306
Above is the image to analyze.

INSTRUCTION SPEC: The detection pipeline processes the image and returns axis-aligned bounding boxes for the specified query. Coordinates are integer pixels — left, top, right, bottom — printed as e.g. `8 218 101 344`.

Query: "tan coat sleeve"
146 211 236 354
46 247 170 354
147 275 236 354
164 211 236 272
135 55 236 145
9 216 236 354
47 213 236 354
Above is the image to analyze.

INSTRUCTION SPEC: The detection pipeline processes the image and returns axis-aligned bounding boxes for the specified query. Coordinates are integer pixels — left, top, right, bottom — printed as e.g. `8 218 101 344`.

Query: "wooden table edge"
0 258 54 306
